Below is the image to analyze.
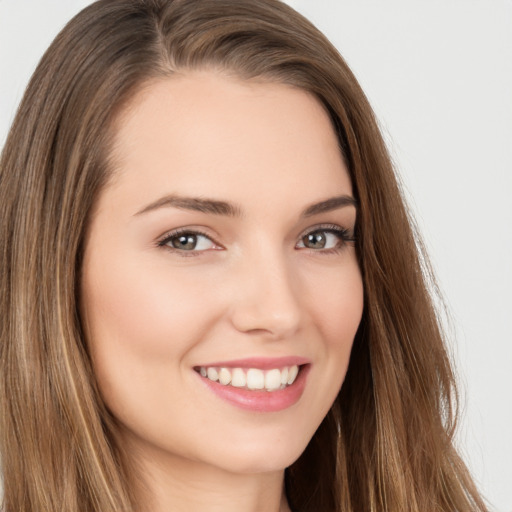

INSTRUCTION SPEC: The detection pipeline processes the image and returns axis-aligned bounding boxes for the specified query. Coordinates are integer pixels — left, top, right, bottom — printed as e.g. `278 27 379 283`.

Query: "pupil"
305 232 326 249
172 234 196 250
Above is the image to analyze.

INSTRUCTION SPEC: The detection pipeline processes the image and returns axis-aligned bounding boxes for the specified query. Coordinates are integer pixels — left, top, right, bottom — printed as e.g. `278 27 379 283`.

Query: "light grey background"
1 1 511 510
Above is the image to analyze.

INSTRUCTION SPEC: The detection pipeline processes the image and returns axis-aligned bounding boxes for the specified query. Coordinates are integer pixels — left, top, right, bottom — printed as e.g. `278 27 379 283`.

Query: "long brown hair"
0 1 488 510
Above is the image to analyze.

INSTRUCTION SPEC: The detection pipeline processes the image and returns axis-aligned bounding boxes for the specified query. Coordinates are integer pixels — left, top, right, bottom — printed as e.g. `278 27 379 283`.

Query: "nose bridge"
230 242 302 339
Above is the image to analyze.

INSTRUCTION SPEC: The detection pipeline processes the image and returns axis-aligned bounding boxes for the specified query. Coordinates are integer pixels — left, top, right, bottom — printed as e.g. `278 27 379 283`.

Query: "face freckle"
80 71 364 477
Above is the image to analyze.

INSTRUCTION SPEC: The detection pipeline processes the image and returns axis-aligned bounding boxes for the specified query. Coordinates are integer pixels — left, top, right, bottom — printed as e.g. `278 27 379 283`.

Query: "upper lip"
195 356 310 370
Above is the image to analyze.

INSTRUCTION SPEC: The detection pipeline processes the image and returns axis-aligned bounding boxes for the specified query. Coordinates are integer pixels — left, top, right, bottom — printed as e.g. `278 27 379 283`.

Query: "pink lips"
195 357 311 413
197 356 310 370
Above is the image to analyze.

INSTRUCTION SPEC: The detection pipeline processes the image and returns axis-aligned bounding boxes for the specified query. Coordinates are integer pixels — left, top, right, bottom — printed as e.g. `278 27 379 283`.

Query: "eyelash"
297 224 356 255
157 224 356 257
157 228 219 257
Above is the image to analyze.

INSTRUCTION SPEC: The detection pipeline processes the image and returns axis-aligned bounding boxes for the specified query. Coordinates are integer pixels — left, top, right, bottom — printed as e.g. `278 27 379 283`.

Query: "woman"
0 0 489 511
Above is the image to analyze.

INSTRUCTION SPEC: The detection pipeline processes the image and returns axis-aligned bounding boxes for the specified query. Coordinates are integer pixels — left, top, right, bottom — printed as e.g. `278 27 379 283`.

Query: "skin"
80 71 364 512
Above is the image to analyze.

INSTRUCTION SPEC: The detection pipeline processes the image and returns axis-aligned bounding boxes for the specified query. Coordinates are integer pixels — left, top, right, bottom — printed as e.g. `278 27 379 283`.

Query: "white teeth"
265 369 282 391
231 368 246 387
198 364 300 392
206 367 218 381
246 369 265 390
218 367 231 386
287 365 299 385
280 367 289 386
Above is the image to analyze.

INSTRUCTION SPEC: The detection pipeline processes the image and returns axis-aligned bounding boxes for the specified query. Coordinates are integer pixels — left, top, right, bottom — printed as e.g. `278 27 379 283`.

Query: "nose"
229 249 302 340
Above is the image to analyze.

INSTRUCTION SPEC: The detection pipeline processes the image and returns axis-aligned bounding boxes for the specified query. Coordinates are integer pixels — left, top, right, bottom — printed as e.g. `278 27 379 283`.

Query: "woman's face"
81 72 363 475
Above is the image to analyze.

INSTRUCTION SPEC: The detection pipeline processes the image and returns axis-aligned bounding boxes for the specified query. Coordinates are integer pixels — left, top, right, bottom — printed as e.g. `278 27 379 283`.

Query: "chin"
210 434 310 475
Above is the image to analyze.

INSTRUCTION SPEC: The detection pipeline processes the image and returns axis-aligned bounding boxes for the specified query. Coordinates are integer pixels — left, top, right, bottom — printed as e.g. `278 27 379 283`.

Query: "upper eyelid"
298 223 354 239
297 227 352 245
156 230 221 257
157 227 219 245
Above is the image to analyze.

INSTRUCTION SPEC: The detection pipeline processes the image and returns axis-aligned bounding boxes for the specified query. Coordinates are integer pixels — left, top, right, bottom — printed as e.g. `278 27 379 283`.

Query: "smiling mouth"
194 365 301 392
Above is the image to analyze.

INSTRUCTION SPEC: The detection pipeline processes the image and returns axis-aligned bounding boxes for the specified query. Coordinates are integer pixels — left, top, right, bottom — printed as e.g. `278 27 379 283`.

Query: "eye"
158 230 218 252
296 226 353 251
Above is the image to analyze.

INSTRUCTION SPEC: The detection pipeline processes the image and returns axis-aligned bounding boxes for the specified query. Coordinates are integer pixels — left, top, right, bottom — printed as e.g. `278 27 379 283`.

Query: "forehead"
104 71 352 215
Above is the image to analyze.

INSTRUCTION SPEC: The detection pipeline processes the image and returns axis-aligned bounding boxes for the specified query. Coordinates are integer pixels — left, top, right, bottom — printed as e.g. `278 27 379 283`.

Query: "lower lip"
197 365 310 413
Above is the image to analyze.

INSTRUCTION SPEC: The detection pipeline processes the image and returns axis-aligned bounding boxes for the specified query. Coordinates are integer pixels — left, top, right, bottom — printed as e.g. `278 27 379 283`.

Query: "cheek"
304 255 364 404
82 254 211 355
80 250 221 412
80 254 222 442
303 255 364 348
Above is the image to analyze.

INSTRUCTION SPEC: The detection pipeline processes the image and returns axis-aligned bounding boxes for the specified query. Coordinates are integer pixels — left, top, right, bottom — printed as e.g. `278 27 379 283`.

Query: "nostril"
230 296 301 338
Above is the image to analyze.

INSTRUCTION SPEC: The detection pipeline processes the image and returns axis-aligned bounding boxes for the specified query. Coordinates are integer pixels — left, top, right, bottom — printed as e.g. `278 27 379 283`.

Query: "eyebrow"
134 194 357 218
302 195 357 217
135 195 242 217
